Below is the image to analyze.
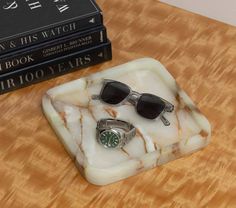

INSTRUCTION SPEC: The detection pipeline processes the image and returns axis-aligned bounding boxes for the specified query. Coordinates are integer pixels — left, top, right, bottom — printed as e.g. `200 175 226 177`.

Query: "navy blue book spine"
0 26 107 74
0 41 112 95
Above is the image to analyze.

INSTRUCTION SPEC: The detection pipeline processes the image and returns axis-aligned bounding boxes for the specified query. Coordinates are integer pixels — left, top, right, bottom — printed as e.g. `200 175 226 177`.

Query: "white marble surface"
42 58 211 185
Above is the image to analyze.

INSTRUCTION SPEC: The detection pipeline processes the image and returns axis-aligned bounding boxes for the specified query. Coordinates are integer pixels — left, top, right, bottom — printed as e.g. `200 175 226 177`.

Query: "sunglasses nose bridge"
127 91 140 105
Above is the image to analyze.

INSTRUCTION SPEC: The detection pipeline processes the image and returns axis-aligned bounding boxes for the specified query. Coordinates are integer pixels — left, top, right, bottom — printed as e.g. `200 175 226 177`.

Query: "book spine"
0 42 112 95
0 13 103 55
0 27 107 74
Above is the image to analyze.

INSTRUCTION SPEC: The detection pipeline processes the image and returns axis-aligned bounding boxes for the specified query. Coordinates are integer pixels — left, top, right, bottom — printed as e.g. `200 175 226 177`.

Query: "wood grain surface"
0 0 236 207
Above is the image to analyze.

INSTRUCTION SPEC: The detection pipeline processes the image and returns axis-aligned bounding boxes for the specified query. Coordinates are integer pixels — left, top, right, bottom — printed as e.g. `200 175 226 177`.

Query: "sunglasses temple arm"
165 103 174 112
159 97 174 112
160 115 170 126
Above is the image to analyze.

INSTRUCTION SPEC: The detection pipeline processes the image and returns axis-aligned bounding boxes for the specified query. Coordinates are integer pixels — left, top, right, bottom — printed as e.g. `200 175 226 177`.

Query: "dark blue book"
0 41 112 95
0 0 103 54
0 26 107 74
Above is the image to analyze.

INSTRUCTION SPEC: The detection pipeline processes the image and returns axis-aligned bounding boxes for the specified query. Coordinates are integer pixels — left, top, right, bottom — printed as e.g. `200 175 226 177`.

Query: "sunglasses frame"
92 79 174 126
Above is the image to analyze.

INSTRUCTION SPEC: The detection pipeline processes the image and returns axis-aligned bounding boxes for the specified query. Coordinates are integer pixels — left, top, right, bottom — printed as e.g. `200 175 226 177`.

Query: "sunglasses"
92 79 174 126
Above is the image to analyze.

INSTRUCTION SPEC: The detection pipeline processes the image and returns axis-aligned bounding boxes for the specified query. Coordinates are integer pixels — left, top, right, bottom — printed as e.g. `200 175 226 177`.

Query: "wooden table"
0 0 235 207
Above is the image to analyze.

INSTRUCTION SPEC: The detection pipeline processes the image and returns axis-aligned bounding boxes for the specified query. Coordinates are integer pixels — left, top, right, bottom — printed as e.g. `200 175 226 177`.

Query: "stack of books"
0 0 112 94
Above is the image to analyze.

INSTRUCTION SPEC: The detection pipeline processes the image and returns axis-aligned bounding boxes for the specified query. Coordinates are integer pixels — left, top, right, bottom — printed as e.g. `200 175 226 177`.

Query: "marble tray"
42 58 211 186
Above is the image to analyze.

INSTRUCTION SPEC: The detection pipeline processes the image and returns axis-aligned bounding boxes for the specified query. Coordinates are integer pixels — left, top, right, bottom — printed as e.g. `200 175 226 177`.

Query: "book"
0 41 112 95
0 0 103 54
0 26 107 74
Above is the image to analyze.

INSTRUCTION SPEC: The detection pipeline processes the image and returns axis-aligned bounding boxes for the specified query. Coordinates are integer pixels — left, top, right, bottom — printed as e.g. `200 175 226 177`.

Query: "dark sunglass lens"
137 93 166 119
101 81 130 104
